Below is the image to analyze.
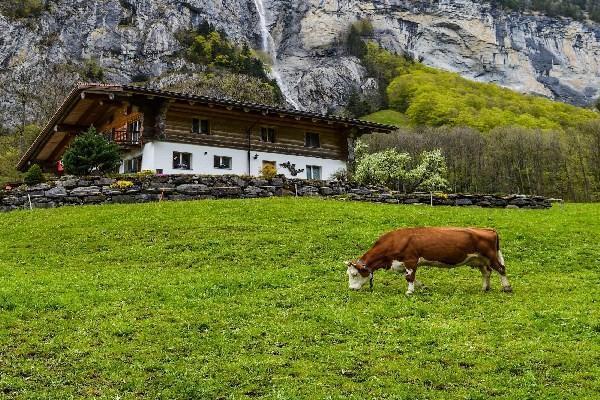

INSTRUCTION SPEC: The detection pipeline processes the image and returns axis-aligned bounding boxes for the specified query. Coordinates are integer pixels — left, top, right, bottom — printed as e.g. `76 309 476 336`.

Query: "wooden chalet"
17 84 396 179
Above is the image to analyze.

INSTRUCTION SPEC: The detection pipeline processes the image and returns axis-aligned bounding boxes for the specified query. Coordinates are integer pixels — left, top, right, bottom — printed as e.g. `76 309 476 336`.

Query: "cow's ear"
345 261 353 267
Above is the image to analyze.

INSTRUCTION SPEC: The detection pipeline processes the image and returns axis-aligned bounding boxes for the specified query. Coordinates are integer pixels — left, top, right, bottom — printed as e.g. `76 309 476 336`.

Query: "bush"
111 180 134 190
1 0 44 19
62 127 121 176
354 147 448 192
23 164 45 186
260 164 278 180
136 170 155 180
331 168 348 182
81 59 105 82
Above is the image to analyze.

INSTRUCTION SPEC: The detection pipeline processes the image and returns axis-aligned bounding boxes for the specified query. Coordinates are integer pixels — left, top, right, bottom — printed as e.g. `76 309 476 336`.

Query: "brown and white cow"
346 227 512 294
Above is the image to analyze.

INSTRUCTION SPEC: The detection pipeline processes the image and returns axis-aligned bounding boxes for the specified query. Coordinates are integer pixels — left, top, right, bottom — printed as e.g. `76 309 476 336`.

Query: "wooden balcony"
104 129 142 148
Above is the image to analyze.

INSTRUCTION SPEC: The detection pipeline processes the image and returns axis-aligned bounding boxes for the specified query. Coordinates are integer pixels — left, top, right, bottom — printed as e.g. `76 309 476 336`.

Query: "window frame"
306 165 322 180
214 155 233 170
192 118 210 135
173 151 192 170
305 132 321 148
124 156 142 173
260 127 276 143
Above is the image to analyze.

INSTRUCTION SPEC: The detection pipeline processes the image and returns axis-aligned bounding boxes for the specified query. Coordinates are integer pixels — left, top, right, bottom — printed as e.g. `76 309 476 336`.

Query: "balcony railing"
104 129 141 146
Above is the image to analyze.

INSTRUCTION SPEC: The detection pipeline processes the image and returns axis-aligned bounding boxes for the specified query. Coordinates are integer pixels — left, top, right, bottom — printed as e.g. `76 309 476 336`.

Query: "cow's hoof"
502 286 513 293
482 287 491 292
405 291 414 296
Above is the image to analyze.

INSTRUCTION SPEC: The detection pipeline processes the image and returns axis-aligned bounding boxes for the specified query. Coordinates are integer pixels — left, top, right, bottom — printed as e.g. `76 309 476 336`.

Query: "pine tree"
23 164 45 186
62 127 121 176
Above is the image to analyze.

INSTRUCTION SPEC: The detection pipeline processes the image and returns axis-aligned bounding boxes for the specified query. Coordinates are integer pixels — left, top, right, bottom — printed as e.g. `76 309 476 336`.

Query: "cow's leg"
404 263 418 295
480 266 491 291
490 255 512 292
499 273 512 292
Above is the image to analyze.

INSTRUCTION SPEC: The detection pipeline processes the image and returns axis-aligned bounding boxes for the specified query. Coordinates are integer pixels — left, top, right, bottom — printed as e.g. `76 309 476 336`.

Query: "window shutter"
201 120 209 134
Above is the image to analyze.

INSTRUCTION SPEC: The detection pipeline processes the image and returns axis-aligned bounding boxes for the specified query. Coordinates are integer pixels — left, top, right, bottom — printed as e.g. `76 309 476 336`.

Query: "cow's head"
346 260 372 290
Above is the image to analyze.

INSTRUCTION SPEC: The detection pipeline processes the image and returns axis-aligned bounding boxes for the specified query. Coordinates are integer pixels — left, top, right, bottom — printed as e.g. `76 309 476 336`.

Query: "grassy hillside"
362 109 409 127
360 43 599 131
1 199 599 398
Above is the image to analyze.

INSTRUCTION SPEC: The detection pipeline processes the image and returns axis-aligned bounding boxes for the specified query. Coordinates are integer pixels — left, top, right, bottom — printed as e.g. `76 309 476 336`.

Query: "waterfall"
253 0 301 110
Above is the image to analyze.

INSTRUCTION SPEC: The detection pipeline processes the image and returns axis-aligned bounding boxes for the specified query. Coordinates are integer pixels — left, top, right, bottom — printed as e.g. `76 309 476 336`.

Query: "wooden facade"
17 84 396 176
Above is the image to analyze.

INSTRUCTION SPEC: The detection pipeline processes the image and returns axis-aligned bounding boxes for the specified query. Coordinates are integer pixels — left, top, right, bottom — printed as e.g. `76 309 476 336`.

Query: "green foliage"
259 164 278 180
331 168 348 182
361 43 599 132
386 66 598 131
410 149 449 192
174 25 283 104
362 123 600 201
62 127 121 176
354 147 448 192
164 71 283 106
355 148 411 189
181 27 269 81
363 42 416 91
80 59 105 82
345 19 374 58
494 0 600 22
0 199 598 398
0 124 41 184
110 180 134 190
362 109 408 127
23 164 45 186
0 0 44 19
343 42 416 114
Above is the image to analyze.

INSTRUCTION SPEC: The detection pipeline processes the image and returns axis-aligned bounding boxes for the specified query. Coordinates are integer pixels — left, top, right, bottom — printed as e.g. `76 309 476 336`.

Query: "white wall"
133 141 347 179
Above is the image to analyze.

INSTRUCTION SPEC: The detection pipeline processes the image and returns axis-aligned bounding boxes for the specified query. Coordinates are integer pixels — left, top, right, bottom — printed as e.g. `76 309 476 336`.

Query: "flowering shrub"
111 180 135 190
260 164 278 180
355 147 448 192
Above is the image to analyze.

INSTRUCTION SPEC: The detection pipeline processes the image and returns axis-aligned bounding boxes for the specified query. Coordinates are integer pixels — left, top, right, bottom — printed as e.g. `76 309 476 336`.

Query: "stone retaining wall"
0 175 552 212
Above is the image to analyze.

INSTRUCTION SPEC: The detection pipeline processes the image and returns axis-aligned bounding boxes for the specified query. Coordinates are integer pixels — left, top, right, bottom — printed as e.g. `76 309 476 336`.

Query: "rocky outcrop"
0 0 598 120
0 174 552 212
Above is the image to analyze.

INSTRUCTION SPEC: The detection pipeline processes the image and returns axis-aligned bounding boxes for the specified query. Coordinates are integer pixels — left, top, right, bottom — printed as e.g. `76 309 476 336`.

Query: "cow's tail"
495 231 506 272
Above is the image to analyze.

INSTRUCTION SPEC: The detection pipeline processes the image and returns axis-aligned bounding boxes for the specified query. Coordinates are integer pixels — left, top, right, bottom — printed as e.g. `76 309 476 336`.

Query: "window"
306 165 322 180
173 152 192 170
192 118 210 134
127 120 142 142
214 156 232 170
305 132 320 148
260 127 276 143
124 156 142 173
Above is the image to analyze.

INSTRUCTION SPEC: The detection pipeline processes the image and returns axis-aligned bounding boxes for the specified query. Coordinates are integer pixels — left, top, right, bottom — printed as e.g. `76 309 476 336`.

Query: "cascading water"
253 0 301 110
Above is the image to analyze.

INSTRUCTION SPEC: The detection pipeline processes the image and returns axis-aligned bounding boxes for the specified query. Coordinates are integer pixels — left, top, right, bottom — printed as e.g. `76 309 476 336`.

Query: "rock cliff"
0 0 599 119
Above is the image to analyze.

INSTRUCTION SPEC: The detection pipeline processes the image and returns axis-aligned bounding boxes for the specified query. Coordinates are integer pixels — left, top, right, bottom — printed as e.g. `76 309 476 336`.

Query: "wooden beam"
48 133 75 162
54 124 86 132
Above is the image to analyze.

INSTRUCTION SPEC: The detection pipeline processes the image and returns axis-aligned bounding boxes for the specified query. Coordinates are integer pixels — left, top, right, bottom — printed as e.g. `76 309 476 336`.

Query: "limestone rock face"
0 0 598 120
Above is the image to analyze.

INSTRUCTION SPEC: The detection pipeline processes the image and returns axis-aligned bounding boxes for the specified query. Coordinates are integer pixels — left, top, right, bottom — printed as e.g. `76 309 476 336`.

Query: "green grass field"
0 199 599 399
